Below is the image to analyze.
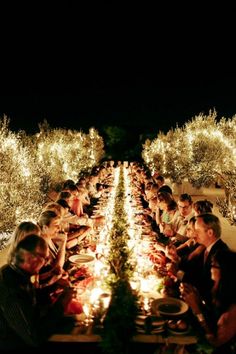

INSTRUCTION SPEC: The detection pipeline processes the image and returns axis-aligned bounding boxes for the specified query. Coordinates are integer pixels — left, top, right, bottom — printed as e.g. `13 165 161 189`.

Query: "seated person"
0 234 74 350
62 183 85 218
176 216 205 261
180 249 236 353
38 210 69 288
7 221 41 262
57 198 91 248
176 199 213 261
154 175 173 194
86 174 101 199
165 193 195 246
193 199 214 216
155 191 178 235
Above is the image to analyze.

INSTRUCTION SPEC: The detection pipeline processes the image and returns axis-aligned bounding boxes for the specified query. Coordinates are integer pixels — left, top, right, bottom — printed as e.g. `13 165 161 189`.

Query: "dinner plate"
151 297 189 316
136 327 165 334
69 254 95 264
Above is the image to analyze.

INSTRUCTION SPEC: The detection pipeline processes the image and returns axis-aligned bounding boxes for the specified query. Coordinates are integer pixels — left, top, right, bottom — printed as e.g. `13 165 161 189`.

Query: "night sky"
1 4 235 156
0 73 235 138
1 67 235 133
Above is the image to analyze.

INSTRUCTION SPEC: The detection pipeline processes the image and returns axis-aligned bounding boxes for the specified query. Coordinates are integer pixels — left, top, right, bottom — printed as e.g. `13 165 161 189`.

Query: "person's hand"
58 232 68 242
166 244 180 263
179 283 202 314
164 227 175 237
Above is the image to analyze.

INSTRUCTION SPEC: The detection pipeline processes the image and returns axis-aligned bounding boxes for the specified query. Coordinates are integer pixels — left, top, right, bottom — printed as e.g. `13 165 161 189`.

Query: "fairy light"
0 117 104 234
142 112 236 188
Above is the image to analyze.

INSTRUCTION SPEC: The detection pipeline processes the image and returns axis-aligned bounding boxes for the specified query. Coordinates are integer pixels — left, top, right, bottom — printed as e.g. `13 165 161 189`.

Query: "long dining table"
47 165 200 353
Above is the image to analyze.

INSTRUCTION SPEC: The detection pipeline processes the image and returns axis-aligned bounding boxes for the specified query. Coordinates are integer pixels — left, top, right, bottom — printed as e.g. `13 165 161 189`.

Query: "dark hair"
58 191 71 200
157 191 177 211
179 193 192 204
56 199 70 210
156 175 164 183
63 179 75 189
64 184 78 193
16 234 47 252
189 216 196 225
158 185 173 195
13 234 47 265
212 249 236 311
193 199 213 214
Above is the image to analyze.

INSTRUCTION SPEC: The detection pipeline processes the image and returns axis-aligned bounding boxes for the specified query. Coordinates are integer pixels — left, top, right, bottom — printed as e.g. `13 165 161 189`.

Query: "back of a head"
63 179 75 189
150 183 159 194
12 221 40 243
56 198 70 210
214 249 236 273
58 191 72 200
193 199 213 214
158 185 173 195
64 184 79 193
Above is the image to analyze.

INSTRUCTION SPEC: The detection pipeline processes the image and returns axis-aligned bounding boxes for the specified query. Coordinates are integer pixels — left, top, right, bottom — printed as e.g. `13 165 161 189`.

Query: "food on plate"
167 319 189 332
70 265 91 282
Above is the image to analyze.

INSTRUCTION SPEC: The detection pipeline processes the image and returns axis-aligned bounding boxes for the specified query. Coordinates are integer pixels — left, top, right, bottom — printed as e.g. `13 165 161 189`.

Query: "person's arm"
179 283 212 334
67 225 91 241
207 305 236 347
51 234 67 269
0 292 39 347
176 239 190 252
187 244 205 261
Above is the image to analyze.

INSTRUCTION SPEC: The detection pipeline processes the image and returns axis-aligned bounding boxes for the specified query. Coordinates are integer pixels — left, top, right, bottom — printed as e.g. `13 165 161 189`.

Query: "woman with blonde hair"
42 201 64 217
8 221 41 262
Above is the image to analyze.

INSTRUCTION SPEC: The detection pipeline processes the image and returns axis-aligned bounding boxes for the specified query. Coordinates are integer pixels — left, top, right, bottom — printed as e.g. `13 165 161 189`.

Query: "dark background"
0 4 235 159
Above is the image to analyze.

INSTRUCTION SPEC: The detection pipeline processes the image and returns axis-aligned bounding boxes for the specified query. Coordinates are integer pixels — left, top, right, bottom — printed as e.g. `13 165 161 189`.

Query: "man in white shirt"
165 193 195 245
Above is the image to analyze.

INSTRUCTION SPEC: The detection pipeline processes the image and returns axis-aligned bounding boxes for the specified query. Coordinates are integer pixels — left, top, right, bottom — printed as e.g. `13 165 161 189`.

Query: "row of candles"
74 165 164 324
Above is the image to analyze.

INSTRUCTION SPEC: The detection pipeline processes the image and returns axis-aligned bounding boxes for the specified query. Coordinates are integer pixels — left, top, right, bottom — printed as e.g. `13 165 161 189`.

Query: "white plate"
69 254 95 264
151 297 189 316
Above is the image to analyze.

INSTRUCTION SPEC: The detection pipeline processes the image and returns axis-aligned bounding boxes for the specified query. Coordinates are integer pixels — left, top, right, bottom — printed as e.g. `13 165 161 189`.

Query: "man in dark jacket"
0 234 73 352
182 213 229 305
